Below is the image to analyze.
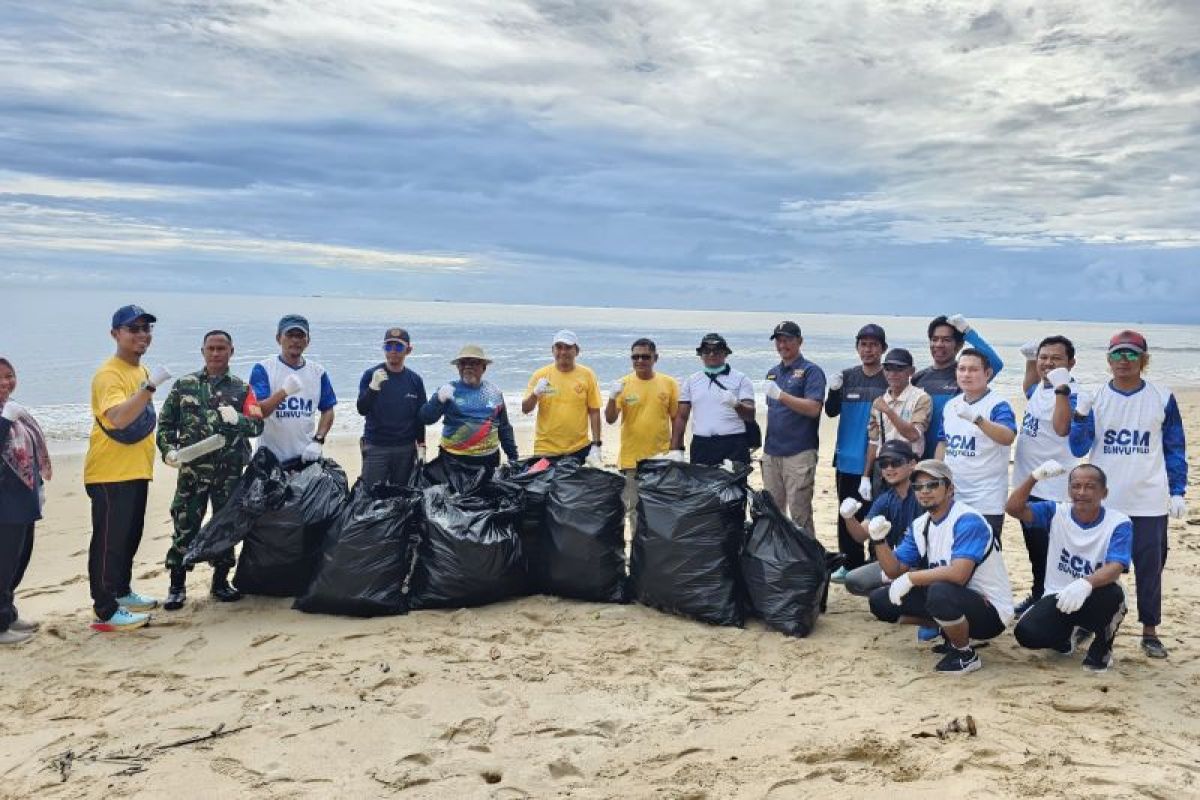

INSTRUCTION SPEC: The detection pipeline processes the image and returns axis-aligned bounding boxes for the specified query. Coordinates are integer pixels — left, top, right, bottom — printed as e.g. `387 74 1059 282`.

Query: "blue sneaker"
91 607 150 633
918 625 940 642
115 591 158 612
830 566 849 584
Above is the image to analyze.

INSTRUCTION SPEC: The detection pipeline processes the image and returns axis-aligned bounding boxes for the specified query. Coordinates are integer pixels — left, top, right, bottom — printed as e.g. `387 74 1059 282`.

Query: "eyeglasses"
122 323 154 334
383 342 408 353
912 480 944 492
631 353 653 361
1108 350 1140 362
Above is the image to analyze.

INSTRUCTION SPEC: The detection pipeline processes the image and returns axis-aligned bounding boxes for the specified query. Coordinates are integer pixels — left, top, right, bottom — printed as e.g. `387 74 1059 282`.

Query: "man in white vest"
1006 461 1130 673
868 460 1014 675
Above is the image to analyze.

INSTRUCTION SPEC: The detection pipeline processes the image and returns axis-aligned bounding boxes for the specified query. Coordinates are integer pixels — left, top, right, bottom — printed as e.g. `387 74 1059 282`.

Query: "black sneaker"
1141 636 1168 659
935 646 982 675
211 567 243 603
1013 594 1037 617
1082 649 1113 673
932 637 989 655
163 567 187 611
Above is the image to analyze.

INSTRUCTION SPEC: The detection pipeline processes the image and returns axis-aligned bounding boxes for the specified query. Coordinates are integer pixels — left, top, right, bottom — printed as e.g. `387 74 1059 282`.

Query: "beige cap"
913 459 953 484
451 344 491 364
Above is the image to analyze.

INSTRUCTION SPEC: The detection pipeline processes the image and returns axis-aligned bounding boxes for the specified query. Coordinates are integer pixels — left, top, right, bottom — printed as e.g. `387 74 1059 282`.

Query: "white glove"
888 572 913 605
302 440 322 463
947 314 970 334
765 382 782 401
1032 459 1066 482
829 372 844 391
164 449 180 468
369 368 388 391
665 449 685 463
217 406 239 426
1055 578 1093 615
608 380 624 398
1020 340 1039 361
437 383 454 403
0 401 25 422
1169 495 1187 520
858 476 873 502
147 366 172 387
282 373 304 396
417 444 427 463
1046 367 1072 389
838 498 862 518
955 404 980 424
719 389 739 409
1074 390 1093 417
586 444 603 466
533 377 552 396
721 459 737 473
867 516 891 543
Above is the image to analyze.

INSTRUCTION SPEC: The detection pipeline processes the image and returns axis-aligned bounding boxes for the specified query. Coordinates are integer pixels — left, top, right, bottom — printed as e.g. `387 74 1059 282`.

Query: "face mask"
703 364 727 376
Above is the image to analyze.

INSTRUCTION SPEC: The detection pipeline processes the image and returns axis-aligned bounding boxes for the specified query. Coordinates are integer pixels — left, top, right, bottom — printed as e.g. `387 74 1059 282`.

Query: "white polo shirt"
680 367 754 437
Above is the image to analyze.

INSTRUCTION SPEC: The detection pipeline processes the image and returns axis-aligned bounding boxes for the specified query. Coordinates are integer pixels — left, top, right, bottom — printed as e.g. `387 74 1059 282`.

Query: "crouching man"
1006 461 1129 673
868 460 1014 675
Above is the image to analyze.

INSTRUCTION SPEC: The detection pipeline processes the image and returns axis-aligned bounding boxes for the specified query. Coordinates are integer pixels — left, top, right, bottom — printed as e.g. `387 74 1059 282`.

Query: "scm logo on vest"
1102 429 1150 455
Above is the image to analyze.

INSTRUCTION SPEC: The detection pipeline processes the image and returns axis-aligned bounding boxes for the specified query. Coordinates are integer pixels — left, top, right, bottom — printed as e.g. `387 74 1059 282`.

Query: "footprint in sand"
547 758 583 779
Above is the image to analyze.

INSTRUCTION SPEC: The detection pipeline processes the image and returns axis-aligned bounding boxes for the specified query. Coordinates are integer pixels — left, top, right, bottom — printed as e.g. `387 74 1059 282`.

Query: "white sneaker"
9 618 39 633
0 628 33 645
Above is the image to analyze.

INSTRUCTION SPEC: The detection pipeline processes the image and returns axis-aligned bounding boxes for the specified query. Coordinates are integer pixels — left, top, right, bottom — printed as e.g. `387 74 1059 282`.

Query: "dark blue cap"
277 314 310 336
111 305 156 329
856 323 887 346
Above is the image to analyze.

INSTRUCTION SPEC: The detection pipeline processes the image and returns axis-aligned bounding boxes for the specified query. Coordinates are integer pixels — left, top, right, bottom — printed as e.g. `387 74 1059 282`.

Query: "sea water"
4 287 1198 450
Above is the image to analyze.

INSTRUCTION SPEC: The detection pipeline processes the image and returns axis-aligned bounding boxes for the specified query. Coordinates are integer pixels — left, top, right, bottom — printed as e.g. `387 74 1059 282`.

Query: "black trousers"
1018 495 1049 599
869 580 1006 641
1130 516 1167 627
86 480 149 621
982 514 1005 547
1014 583 1126 655
690 433 750 467
835 470 867 569
0 522 34 632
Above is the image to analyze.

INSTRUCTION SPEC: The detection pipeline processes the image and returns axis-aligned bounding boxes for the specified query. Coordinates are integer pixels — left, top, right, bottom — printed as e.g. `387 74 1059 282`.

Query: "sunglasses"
122 323 154 334
877 458 906 469
631 353 654 361
1108 350 1141 362
912 480 944 492
457 359 484 368
882 364 909 372
699 347 724 355
383 342 408 353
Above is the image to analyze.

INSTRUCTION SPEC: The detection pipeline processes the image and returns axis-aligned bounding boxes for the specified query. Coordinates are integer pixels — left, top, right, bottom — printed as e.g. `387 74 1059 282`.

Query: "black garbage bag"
184 448 289 566
294 483 421 617
416 455 490 494
629 460 751 626
493 457 558 587
538 460 626 602
234 458 350 597
741 490 830 637
407 483 526 609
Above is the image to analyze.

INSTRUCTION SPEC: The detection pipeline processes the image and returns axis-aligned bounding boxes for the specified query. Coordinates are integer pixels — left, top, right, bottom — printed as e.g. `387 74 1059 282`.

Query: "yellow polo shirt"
527 363 601 456
84 357 156 484
615 372 679 469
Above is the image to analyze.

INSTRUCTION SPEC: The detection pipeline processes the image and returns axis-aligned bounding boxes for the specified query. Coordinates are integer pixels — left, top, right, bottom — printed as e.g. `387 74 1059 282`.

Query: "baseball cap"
277 314 310 336
1108 330 1147 355
111 305 156 329
883 348 914 368
770 321 801 340
913 459 953 484
451 344 491 364
697 332 732 354
856 323 887 346
553 329 579 347
877 439 918 463
383 327 410 344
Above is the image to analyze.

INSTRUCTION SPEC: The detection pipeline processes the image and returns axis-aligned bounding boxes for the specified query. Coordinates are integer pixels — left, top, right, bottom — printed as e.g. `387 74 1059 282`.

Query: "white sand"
2 393 1199 798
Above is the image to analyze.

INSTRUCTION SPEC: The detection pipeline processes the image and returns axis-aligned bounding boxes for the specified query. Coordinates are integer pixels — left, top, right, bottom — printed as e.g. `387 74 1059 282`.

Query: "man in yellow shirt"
84 305 172 632
605 338 679 532
521 330 602 463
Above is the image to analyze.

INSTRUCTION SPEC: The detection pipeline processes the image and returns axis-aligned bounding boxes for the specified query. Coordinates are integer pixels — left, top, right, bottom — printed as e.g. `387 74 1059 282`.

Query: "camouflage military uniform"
156 369 264 569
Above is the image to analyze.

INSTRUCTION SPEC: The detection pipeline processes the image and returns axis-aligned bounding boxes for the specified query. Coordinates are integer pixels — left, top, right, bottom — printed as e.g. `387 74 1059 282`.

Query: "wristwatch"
139 380 156 393
312 434 326 444
973 415 983 426
1054 386 1071 397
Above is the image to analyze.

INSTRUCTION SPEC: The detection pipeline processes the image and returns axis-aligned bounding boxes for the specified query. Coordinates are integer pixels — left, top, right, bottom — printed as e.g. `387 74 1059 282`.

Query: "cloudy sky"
2 1 1198 321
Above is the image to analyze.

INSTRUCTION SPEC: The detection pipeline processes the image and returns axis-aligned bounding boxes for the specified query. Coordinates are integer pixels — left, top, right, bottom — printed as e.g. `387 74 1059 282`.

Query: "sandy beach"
3 392 1199 799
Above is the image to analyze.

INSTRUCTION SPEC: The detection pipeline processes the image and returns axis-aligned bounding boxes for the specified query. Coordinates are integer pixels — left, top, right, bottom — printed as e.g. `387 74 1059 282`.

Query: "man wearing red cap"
1069 330 1188 659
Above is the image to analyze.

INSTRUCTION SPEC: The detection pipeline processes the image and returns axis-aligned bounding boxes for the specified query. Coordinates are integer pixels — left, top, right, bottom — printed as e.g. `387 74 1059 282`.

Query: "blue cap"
277 314 310 336
111 305 156 329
